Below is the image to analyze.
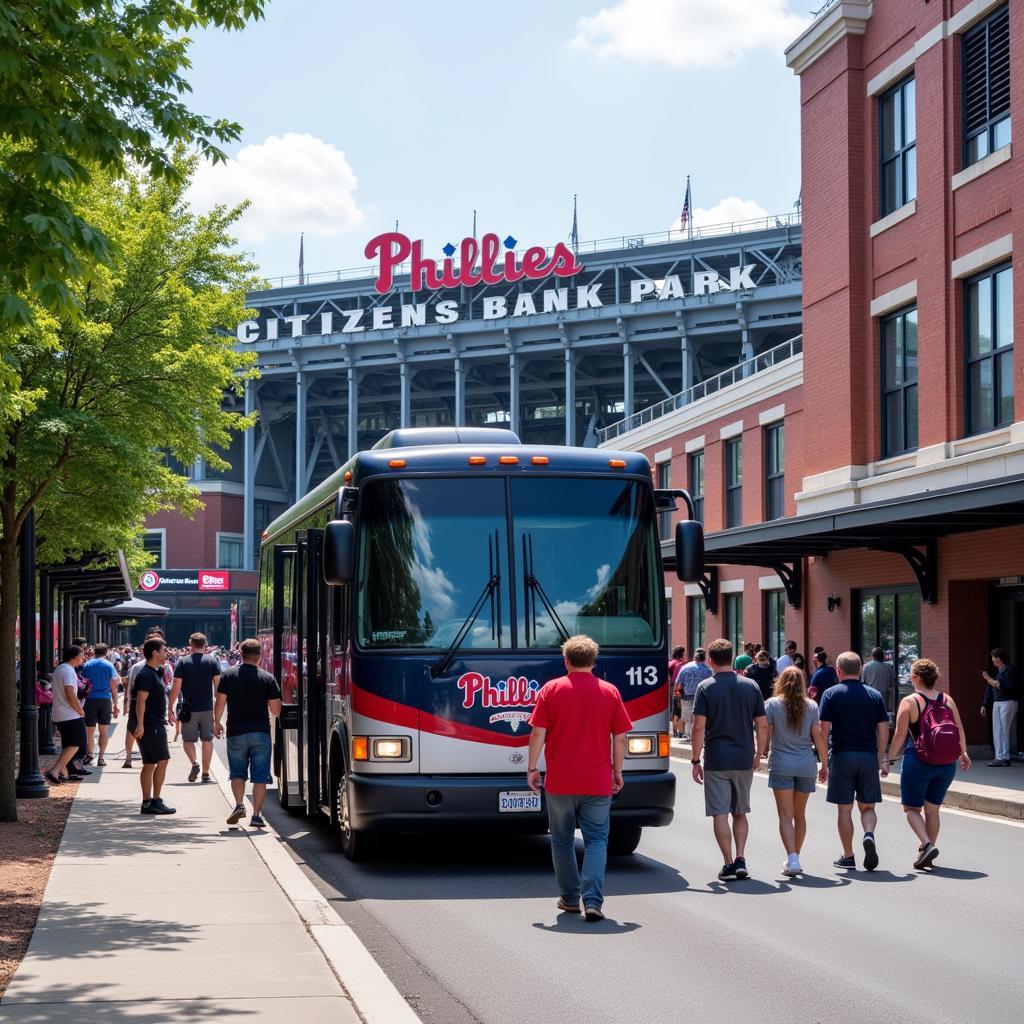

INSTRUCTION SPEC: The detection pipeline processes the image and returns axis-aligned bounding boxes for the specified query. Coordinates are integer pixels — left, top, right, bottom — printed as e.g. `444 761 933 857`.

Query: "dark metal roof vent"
372 427 521 450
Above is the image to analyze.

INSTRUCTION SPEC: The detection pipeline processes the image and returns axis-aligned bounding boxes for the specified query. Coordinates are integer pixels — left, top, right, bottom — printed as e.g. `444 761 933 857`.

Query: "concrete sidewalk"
0 730 376 1023
671 738 1024 820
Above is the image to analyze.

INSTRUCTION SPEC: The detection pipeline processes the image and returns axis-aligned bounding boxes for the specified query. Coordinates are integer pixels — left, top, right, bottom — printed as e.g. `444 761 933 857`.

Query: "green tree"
0 0 264 325
0 157 258 821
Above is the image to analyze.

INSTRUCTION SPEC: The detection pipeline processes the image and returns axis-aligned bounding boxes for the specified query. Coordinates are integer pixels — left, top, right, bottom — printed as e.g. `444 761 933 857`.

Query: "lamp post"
15 509 47 799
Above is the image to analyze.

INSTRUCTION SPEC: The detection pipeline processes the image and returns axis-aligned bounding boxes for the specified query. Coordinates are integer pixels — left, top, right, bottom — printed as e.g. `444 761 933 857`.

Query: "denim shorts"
768 772 816 794
226 731 273 784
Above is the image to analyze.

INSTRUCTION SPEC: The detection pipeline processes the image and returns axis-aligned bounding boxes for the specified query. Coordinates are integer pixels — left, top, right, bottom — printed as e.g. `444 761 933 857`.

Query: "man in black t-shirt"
169 632 221 784
130 637 176 816
214 638 282 827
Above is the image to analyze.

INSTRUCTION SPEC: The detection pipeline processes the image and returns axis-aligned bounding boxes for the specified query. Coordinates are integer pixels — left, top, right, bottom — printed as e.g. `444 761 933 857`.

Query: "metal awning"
90 597 169 618
664 473 1024 608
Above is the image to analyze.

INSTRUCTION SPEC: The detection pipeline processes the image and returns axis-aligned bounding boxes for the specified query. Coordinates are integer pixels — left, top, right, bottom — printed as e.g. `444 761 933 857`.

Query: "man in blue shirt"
81 642 120 767
819 651 890 871
675 648 713 741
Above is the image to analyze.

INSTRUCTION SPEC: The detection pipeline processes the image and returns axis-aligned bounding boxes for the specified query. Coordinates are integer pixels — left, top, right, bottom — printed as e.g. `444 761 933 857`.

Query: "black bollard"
15 510 47 799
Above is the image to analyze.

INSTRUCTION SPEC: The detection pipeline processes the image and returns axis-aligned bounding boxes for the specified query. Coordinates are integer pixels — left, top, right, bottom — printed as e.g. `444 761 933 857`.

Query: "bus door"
274 544 302 809
297 529 328 815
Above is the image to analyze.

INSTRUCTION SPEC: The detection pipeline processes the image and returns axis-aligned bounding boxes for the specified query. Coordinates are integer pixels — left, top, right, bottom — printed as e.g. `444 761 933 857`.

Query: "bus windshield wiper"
430 533 501 678
522 534 570 644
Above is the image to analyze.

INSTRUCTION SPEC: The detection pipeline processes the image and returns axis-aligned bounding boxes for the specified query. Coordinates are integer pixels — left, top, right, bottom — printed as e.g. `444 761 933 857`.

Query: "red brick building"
605 0 1023 747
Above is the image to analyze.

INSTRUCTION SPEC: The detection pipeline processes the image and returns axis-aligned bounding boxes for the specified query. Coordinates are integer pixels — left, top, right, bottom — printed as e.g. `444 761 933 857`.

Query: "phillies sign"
365 231 583 294
457 671 541 733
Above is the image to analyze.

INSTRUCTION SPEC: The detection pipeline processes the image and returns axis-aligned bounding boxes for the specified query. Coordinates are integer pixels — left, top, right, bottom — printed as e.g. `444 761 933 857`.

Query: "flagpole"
298 232 305 286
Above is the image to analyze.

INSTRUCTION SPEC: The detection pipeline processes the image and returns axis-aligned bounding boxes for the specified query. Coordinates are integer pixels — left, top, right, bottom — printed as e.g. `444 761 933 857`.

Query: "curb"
670 741 1024 821
209 763 421 1024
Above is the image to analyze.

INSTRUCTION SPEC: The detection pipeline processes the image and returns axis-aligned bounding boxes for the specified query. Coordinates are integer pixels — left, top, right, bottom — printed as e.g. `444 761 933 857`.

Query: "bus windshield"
357 474 660 651
511 477 660 649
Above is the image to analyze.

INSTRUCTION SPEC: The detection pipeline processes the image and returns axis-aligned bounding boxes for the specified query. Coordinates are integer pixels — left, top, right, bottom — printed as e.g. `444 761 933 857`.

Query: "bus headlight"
372 737 409 760
627 734 654 756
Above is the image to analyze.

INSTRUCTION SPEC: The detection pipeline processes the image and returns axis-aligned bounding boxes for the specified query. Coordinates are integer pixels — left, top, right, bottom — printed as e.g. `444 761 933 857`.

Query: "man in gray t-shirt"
861 648 897 713
691 638 768 882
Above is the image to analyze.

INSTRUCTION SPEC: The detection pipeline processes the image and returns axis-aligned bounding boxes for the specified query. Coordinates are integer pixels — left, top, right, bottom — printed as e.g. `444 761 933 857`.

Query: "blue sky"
184 0 808 280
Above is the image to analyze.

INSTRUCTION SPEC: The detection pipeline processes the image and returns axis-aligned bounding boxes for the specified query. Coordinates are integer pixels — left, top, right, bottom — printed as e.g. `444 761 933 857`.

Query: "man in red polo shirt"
527 634 632 922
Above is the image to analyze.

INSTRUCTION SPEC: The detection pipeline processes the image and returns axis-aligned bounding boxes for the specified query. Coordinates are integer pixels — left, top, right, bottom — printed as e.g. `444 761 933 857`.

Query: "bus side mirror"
323 520 354 586
675 520 704 582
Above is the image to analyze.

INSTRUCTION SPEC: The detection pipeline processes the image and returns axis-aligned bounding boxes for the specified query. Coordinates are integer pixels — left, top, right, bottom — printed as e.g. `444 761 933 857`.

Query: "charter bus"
257 427 703 860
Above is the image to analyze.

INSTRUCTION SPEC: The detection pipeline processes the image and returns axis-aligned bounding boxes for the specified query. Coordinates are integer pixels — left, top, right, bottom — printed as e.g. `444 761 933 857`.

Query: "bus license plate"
499 790 541 813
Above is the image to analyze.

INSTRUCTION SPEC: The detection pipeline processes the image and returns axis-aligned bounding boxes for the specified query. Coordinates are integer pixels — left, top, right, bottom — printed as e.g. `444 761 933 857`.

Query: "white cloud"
692 196 770 228
187 133 364 244
571 0 809 69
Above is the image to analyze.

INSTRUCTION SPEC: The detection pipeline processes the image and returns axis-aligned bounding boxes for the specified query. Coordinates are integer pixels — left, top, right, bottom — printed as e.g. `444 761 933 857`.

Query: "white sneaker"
782 855 802 877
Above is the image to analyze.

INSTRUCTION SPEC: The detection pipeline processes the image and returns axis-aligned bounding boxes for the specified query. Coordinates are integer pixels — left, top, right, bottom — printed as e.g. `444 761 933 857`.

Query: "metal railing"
597 335 803 445
260 211 802 291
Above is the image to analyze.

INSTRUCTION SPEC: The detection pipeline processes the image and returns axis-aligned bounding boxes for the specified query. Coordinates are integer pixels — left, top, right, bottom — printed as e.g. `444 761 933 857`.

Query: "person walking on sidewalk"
776 640 797 674
690 638 768 882
981 649 1018 766
819 652 889 871
527 634 632 922
45 645 91 785
886 659 971 869
669 646 686 738
765 667 828 876
130 636 176 816
676 648 712 741
214 638 282 828
81 643 119 767
862 647 897 714
169 632 221 784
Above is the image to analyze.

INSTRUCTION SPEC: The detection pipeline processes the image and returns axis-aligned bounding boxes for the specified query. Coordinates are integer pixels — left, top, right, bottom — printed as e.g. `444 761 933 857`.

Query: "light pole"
16 509 47 799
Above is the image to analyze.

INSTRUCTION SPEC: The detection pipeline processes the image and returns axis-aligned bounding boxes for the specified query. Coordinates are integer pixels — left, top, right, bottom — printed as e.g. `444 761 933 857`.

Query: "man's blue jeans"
544 792 612 908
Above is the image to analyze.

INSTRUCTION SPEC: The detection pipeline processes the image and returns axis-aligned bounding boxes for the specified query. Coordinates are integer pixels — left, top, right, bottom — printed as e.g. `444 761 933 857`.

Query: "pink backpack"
914 693 960 765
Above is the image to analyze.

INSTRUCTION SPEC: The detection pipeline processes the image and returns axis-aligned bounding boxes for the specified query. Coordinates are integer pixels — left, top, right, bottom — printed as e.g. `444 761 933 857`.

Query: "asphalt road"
222 752 1024 1024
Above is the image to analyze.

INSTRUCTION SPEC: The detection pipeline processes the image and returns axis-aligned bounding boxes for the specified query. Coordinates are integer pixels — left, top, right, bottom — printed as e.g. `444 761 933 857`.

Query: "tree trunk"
0 536 20 821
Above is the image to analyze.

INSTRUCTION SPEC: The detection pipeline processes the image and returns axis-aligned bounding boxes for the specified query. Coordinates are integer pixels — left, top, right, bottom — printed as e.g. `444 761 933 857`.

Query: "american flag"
680 176 692 237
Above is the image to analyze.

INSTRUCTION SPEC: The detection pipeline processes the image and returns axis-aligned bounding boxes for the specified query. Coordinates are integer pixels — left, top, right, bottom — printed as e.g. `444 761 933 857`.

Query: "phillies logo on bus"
457 672 541 710
365 231 583 294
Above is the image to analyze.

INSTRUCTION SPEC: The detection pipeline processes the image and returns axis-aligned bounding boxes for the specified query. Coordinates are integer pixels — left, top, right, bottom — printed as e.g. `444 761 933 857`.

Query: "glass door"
855 587 920 712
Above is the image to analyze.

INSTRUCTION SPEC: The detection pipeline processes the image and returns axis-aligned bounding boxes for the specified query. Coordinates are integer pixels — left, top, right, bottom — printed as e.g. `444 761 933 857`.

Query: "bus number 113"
626 665 659 686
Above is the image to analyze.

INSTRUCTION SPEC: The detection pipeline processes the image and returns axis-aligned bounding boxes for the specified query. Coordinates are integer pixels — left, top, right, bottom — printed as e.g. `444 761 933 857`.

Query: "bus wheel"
336 774 379 862
608 824 642 856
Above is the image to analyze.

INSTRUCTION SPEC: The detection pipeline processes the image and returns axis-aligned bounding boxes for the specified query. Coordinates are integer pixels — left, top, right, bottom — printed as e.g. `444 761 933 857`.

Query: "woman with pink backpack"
886 658 971 869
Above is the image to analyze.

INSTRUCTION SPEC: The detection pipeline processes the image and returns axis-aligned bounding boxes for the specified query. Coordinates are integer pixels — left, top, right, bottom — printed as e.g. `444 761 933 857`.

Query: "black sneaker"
718 862 738 881
985 759 1012 767
862 833 879 872
96 757 107 767
250 814 266 827
140 801 156 814
227 804 246 825
149 798 176 815
44 770 63 786
834 854 856 869
733 857 749 880
188 762 200 783
914 842 939 869
584 905 605 922
67 767 92 778
122 758 133 769
81 754 94 766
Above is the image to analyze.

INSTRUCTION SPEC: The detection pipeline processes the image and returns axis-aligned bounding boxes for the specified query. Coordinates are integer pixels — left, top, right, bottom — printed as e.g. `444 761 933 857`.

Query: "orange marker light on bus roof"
467 456 487 465
388 459 407 469
352 736 369 761
343 470 352 483
531 456 549 465
608 459 627 469
498 456 519 465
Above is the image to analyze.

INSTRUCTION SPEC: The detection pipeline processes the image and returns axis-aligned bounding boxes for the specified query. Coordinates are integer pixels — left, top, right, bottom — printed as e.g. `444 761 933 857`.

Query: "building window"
687 595 706 652
217 533 245 570
657 460 671 540
724 593 743 654
142 530 165 569
764 423 785 521
965 264 1013 435
725 438 742 529
879 75 916 216
855 588 921 713
689 450 704 525
665 594 673 645
763 589 786 661
881 307 919 456
963 4 1010 167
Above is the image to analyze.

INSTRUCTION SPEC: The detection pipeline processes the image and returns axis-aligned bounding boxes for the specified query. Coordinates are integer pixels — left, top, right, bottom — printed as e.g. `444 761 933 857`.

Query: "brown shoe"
556 897 580 913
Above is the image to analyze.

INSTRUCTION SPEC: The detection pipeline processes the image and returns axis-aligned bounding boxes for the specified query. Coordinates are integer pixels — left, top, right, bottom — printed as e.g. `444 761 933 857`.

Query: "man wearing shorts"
81 643 120 766
214 638 281 828
690 638 768 881
169 632 220 783
46 645 91 785
819 651 889 871
130 636 175 815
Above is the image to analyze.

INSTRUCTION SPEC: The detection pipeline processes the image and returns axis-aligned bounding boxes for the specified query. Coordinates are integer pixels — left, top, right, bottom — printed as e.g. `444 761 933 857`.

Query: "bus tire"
336 773 379 862
608 824 642 856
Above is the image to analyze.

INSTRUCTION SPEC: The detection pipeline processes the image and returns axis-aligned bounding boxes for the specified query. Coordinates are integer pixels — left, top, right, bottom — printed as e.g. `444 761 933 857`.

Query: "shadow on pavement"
835 869 916 883
921 866 988 880
531 916 642 935
696 878 793 896
784 873 852 889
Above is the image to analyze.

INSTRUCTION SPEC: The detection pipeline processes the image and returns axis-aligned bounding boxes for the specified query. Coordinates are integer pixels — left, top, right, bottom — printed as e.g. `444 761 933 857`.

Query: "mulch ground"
0 751 79 998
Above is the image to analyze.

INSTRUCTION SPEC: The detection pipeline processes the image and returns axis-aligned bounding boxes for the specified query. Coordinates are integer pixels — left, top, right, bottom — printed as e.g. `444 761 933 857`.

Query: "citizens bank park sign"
236 230 762 343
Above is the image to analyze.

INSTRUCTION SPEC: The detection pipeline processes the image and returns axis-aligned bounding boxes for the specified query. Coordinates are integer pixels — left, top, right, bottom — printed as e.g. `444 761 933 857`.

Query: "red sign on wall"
198 571 229 591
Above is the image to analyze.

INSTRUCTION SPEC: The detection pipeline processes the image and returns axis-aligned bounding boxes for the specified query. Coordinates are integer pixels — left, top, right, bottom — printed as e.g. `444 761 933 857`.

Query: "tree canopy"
0 0 265 325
